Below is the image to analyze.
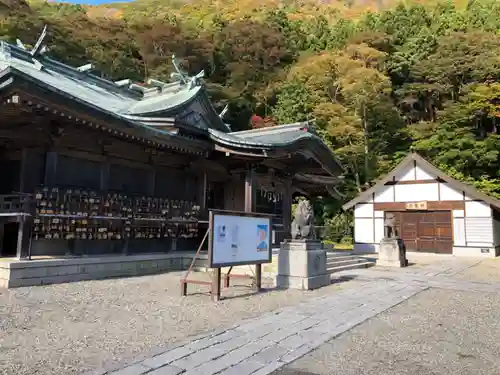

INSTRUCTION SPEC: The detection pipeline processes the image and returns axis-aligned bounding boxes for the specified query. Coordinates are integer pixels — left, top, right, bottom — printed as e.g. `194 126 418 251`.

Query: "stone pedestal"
276 240 330 290
377 238 408 267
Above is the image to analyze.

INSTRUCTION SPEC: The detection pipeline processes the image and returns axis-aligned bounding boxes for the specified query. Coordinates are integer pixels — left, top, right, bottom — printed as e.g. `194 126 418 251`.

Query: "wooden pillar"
16 215 33 260
244 169 256 212
100 162 110 191
198 172 207 212
244 168 261 291
44 151 58 186
148 169 155 196
18 149 28 193
282 179 292 240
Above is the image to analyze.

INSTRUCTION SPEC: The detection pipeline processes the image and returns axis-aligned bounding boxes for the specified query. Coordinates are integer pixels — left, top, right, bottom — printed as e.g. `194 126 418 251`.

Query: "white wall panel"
374 210 384 218
354 203 374 218
465 201 491 217
440 183 464 201
373 185 394 203
465 217 493 244
374 218 384 243
394 164 415 181
415 165 435 180
453 210 464 218
354 218 374 243
395 183 439 202
452 217 466 246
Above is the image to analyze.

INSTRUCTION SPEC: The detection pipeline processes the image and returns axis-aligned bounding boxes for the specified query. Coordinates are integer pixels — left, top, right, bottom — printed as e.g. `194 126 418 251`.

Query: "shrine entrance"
1 222 18 257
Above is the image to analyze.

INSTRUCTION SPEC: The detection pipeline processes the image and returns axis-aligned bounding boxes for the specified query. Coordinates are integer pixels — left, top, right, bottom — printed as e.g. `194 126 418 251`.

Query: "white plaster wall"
439 183 464 201
415 165 435 180
465 201 491 217
354 218 374 243
354 203 374 218
373 185 394 203
453 246 497 258
374 218 384 243
394 183 439 202
453 218 466 246
394 164 415 181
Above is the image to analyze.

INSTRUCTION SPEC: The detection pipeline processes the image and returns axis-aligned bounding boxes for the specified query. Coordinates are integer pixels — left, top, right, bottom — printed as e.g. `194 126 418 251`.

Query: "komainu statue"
384 213 397 239
291 200 316 240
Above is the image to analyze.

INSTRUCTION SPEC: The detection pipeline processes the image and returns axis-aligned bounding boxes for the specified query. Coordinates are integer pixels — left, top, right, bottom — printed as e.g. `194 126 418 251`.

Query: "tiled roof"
0 28 220 133
0 29 344 178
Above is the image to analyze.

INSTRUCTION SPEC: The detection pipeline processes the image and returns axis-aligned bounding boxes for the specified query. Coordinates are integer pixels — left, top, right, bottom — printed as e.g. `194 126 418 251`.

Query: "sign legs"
212 268 221 301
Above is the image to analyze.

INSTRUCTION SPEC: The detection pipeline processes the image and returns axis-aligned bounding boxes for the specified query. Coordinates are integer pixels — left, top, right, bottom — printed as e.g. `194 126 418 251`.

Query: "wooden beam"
374 201 464 211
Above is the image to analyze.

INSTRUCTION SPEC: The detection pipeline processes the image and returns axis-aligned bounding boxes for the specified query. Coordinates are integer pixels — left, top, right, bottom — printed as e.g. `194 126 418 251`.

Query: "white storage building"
343 153 500 257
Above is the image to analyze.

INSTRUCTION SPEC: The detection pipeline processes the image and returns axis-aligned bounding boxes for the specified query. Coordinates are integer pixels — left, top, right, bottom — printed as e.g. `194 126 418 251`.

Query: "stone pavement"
94 280 425 375
88 259 500 375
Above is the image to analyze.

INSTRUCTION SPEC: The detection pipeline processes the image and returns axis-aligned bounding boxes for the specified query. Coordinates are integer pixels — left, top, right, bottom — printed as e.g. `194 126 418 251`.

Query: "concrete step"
327 258 368 268
328 261 375 274
326 255 359 263
326 252 355 257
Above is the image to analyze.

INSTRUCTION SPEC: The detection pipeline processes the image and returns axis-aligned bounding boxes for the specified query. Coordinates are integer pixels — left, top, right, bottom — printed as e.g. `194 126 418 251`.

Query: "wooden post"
44 151 58 186
244 168 261 291
18 148 28 193
100 161 110 191
282 179 293 240
198 172 207 212
16 215 32 260
212 267 222 301
148 169 156 197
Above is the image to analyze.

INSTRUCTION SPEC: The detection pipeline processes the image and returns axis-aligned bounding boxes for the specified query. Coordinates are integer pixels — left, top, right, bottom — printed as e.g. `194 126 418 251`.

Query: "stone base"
276 239 330 290
276 273 330 290
0 252 207 288
377 238 408 268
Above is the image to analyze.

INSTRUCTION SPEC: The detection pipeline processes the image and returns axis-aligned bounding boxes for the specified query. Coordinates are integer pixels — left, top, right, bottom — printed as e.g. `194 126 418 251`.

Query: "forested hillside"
1 0 500 238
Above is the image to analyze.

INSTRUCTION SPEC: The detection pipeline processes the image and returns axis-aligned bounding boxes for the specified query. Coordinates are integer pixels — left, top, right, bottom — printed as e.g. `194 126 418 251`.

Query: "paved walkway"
89 260 500 375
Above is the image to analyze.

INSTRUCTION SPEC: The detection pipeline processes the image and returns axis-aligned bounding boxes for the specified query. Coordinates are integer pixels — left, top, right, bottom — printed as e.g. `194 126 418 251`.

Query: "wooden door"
390 211 453 254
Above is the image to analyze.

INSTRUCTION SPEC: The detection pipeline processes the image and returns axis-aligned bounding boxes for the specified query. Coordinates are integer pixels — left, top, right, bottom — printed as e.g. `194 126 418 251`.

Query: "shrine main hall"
0 30 343 287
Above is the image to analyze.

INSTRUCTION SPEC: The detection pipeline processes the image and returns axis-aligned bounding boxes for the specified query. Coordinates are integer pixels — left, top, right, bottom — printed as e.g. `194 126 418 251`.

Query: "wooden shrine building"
0 30 343 286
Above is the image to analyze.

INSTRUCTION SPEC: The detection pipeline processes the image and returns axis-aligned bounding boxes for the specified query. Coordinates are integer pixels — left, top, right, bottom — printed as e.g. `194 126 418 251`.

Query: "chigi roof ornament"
13 25 49 71
30 25 48 57
171 54 188 84
170 54 205 90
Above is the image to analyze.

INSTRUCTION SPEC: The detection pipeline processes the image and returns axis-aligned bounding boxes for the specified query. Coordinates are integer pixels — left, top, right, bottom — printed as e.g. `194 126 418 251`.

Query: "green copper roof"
208 121 344 176
208 121 321 148
0 29 343 177
0 28 229 133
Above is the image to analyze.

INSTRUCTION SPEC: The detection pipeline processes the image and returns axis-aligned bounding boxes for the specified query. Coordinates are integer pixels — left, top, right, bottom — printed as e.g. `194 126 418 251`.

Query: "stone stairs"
326 251 375 274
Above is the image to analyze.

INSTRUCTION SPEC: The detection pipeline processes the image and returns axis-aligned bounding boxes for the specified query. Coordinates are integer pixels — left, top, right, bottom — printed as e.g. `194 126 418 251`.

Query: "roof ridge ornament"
77 63 94 73
188 69 205 90
30 25 48 58
171 54 188 84
16 39 26 50
219 104 229 119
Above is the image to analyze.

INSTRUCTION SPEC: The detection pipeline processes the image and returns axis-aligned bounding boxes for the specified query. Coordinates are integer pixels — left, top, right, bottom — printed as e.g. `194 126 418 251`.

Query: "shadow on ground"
330 275 357 285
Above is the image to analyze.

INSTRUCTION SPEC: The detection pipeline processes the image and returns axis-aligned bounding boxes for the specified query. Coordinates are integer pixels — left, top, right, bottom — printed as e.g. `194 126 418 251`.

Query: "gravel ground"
455 258 500 283
0 271 360 375
274 288 500 375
